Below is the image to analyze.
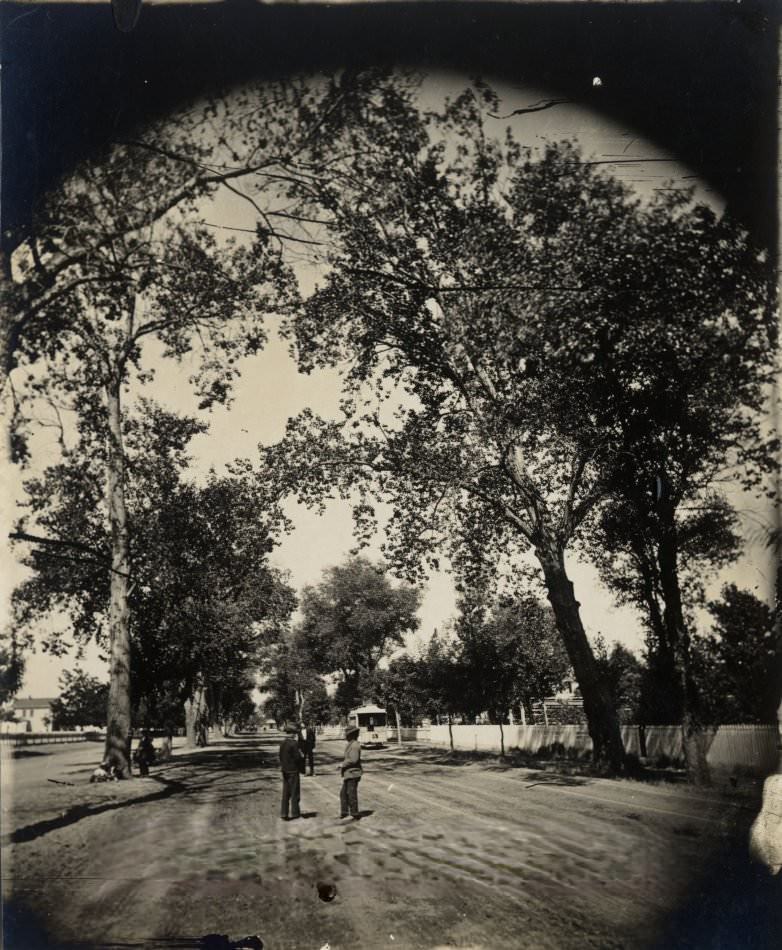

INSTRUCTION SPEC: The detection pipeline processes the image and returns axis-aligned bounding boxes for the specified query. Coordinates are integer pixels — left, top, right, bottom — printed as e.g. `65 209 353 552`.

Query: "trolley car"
347 704 387 747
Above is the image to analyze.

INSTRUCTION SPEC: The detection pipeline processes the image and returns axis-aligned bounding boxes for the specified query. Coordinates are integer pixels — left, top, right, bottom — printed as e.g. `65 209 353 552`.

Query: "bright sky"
9 71 775 698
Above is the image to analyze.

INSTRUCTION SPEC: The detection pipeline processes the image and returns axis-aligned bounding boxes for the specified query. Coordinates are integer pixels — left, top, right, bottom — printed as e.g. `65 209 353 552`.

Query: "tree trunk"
102 378 133 777
633 533 683 724
394 705 402 747
657 501 711 785
498 720 505 758
184 686 208 749
447 713 454 752
535 537 626 771
206 682 221 742
0 268 16 470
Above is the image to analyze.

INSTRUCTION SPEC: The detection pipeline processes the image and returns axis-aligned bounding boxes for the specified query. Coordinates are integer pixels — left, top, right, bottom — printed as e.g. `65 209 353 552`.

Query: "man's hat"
284 723 299 734
345 726 360 740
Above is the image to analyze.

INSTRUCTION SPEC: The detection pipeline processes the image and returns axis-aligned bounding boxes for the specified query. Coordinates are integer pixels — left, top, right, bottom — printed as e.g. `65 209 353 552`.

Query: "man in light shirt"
339 725 363 820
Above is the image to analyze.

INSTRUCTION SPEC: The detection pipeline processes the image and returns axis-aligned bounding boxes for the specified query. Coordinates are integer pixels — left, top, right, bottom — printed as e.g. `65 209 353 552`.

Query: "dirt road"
2 735 779 949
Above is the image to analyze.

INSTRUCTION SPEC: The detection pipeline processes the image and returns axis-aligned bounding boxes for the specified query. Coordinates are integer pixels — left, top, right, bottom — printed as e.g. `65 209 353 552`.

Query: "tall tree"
586 496 740 724
414 634 468 749
265 84 775 774
553 175 776 778
692 585 780 725
260 631 326 726
13 405 295 758
593 637 644 724
4 71 412 774
130 470 295 748
266 88 630 766
296 556 421 703
9 146 285 774
360 656 428 742
301 680 332 727
454 593 571 727
50 669 109 730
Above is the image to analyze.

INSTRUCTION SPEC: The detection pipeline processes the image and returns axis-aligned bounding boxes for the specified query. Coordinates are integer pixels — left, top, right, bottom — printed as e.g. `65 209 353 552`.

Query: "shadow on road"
86 942 203 949
4 895 270 950
520 771 592 788
2 775 188 847
651 841 782 950
3 900 206 950
5 737 294 848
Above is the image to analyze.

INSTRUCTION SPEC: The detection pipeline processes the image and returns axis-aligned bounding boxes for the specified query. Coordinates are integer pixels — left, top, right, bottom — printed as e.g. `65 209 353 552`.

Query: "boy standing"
339 725 363 820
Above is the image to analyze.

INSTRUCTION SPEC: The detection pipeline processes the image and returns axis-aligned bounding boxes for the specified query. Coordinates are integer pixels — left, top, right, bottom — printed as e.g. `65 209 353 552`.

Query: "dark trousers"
281 770 301 818
340 777 360 817
304 748 314 774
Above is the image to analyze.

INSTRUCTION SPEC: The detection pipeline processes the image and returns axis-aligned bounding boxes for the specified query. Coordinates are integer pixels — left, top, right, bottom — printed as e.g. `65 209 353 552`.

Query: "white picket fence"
0 730 93 746
386 727 431 742
318 726 347 740
318 726 431 743
427 723 782 775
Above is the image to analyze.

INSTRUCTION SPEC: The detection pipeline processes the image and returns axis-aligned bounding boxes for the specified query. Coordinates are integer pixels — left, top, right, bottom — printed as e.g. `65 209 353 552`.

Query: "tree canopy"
453 593 570 724
14 404 295 746
693 584 780 725
297 556 421 684
261 80 775 771
50 669 109 730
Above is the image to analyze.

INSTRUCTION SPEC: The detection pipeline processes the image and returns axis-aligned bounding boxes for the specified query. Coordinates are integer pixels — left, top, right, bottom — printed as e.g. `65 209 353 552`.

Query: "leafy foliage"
411 634 467 725
261 631 326 726
693 585 780 724
262 79 775 765
6 73 402 768
453 594 571 723
301 680 333 726
296 556 421 683
50 669 109 729
359 657 421 726
13 405 295 725
593 637 644 723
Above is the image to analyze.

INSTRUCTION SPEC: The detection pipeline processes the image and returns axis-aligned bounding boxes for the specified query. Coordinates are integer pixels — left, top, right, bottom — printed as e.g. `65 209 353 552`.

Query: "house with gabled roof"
12 696 57 732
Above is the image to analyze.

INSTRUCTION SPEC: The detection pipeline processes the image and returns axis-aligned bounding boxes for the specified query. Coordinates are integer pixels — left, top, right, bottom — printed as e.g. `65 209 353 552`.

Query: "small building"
12 697 57 732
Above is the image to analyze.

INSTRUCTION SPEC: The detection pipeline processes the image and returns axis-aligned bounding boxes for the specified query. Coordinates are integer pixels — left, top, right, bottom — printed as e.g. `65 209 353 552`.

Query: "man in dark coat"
135 729 155 777
279 723 304 820
302 720 317 776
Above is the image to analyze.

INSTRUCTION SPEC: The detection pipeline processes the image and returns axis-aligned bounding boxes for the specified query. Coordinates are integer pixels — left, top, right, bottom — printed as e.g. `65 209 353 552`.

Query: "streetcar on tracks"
347 704 387 747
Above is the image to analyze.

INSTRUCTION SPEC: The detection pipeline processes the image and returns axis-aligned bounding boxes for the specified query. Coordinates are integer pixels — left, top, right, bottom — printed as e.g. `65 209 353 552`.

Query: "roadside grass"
392 743 766 802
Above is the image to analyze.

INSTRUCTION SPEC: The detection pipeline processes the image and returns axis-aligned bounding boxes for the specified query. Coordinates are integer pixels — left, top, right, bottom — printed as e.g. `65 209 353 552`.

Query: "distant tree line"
262 558 778 737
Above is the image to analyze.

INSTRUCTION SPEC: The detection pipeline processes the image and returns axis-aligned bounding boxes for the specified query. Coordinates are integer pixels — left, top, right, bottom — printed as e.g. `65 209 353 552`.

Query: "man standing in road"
302 720 317 776
279 723 304 821
339 725 363 820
